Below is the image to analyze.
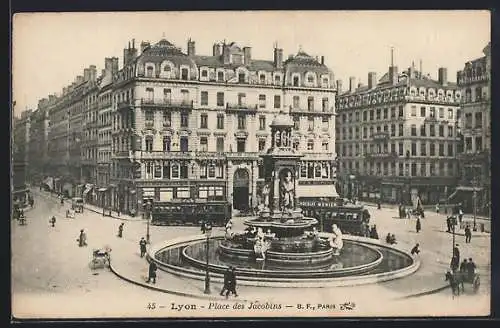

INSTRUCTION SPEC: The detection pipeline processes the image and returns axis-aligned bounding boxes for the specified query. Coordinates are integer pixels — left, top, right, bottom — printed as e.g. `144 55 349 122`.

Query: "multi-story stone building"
27 97 51 184
111 38 337 216
95 57 119 208
336 60 461 206
453 42 491 215
12 110 31 204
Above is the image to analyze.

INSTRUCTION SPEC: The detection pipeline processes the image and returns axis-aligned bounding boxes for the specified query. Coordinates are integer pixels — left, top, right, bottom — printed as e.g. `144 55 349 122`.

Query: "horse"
445 271 465 296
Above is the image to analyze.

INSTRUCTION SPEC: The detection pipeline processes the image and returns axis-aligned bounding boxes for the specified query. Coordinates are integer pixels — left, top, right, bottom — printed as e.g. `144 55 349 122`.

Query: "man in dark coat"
416 217 422 233
139 237 147 258
460 259 468 273
146 261 157 284
466 258 476 281
228 267 238 297
50 216 56 227
465 225 472 243
446 216 452 232
117 223 124 238
219 267 231 298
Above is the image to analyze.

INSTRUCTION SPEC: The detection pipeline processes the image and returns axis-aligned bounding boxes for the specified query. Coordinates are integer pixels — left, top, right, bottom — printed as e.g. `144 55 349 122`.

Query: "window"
259 116 266 130
163 136 171 152
162 163 171 179
293 76 299 86
420 124 426 136
448 109 453 119
429 124 435 137
420 106 426 117
145 109 154 121
307 97 314 111
163 88 171 103
200 114 208 129
439 143 445 156
181 68 188 80
258 139 266 151
398 106 404 117
465 137 473 152
322 116 329 130
430 143 435 156
439 125 444 137
430 107 436 118
274 75 281 85
179 136 189 152
448 143 453 156
200 91 208 106
259 95 266 108
238 73 246 83
146 88 154 101
390 124 395 137
307 74 314 84
180 113 189 128
398 142 403 156
171 164 179 179
447 126 453 137
217 71 224 82
475 112 483 128
237 115 246 130
293 116 300 130
308 117 314 131
274 95 281 109
391 107 396 118
475 87 482 101
438 107 444 119
476 136 483 151
145 136 153 152
411 106 417 116
201 70 208 78
238 93 246 106
363 111 368 121
176 187 190 198
217 92 224 107
399 163 404 176
322 141 329 151
398 124 404 136
376 109 381 120
237 139 246 152
154 163 162 179
146 66 154 77
217 114 224 129
199 137 208 152
430 163 435 176
216 137 224 152
162 111 171 127
465 113 473 128
411 163 417 176
260 74 266 84
307 140 314 151
421 142 426 156
293 96 300 109
322 98 329 112
355 111 360 122
369 110 374 121
411 125 417 136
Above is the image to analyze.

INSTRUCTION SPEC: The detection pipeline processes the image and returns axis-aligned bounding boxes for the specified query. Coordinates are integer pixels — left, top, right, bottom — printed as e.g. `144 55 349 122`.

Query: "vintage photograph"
11 11 491 319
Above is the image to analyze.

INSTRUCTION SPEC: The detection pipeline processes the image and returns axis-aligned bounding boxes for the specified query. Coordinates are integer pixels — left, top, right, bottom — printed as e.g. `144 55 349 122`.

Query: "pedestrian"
117 223 124 238
219 267 231 298
466 258 476 281
369 225 379 239
416 217 421 233
436 203 440 214
377 200 381 210
60 196 64 205
78 229 87 247
139 237 147 258
459 259 468 273
228 267 238 297
458 208 463 224
410 243 420 256
50 216 56 227
465 225 472 243
446 216 451 232
406 208 411 220
200 220 206 234
146 261 157 284
117 207 121 217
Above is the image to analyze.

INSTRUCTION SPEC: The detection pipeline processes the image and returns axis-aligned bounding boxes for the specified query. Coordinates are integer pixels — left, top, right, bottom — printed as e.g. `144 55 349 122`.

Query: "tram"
150 199 231 227
298 197 370 236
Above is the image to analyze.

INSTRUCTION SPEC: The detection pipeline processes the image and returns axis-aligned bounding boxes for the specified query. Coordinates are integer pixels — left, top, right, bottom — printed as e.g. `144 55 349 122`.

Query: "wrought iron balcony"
117 101 134 111
372 132 390 142
140 98 194 109
225 103 258 113
364 151 399 160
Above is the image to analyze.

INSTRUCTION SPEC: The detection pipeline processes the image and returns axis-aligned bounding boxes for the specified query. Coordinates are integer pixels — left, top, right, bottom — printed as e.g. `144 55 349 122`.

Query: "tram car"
151 199 231 227
298 197 370 236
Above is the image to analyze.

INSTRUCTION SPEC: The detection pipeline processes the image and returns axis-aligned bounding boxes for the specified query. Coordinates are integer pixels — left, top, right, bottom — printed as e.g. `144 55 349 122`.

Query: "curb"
397 285 450 300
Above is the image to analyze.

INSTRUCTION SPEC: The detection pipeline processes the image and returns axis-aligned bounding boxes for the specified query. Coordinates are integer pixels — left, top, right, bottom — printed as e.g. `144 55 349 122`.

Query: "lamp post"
472 178 478 232
146 200 152 244
451 215 456 266
349 174 356 202
204 223 213 294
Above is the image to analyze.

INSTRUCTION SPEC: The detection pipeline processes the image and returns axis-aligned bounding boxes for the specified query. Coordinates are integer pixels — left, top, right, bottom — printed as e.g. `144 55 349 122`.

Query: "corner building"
336 63 461 205
111 38 337 216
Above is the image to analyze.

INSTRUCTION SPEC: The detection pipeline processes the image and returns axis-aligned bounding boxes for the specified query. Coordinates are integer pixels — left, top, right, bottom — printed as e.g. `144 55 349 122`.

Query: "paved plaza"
11 190 491 318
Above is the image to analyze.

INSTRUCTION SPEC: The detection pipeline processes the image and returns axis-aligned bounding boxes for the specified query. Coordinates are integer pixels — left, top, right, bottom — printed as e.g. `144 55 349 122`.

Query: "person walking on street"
139 237 147 258
465 225 472 243
220 267 232 298
446 216 452 233
117 223 124 238
406 208 411 220
436 203 440 214
78 229 87 247
228 267 238 297
416 217 422 233
458 208 463 224
50 216 56 227
450 244 460 272
466 258 476 281
146 261 157 284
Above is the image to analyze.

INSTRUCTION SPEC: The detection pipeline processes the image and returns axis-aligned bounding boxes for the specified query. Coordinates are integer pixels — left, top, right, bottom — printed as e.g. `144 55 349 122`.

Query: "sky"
12 10 490 117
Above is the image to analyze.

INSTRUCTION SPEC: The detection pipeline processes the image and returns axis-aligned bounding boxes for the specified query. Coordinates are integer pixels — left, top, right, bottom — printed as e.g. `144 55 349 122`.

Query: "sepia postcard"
11 10 491 319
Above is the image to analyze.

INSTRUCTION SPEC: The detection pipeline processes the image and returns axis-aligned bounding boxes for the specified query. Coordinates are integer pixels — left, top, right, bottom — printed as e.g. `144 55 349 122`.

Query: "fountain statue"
280 169 295 210
329 224 344 255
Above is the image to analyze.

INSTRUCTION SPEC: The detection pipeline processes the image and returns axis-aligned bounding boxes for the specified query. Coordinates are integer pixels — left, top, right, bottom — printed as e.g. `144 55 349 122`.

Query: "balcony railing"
117 101 134 110
372 132 390 142
141 98 194 109
364 151 399 160
225 103 258 113
290 106 334 115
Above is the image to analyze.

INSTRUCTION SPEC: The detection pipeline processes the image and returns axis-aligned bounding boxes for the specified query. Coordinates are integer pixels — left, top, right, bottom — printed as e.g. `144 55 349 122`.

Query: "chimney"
349 77 356 93
89 65 97 81
438 67 448 86
321 56 325 65
336 80 343 94
368 72 377 89
274 47 283 69
75 75 84 84
187 38 195 56
111 57 119 73
408 66 415 79
140 41 150 54
389 66 399 85
105 57 113 70
222 43 231 65
63 87 68 95
83 68 91 81
213 43 221 57
243 46 251 65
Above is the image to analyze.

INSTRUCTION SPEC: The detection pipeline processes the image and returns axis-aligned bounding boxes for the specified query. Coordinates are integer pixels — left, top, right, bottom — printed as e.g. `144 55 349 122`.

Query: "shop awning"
42 177 54 190
296 184 339 198
83 184 94 197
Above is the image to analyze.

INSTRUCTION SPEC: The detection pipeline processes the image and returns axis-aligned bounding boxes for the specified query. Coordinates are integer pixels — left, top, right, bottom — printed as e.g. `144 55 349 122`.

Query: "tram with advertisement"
148 198 232 227
298 197 370 236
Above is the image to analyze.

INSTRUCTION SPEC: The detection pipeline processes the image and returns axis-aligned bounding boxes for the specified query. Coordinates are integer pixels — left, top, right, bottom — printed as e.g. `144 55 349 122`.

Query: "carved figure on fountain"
329 224 344 255
280 169 295 210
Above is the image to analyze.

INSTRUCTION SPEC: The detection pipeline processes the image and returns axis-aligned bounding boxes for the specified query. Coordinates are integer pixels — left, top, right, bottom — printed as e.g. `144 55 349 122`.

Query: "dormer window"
322 78 329 88
217 71 224 82
164 66 171 72
181 68 189 80
274 75 281 85
293 76 299 87
238 73 246 83
146 66 154 78
307 75 314 83
259 74 266 84
201 70 208 78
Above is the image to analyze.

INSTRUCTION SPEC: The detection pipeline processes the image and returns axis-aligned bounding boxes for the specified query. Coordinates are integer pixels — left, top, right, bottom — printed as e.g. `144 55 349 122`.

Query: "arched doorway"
233 168 250 211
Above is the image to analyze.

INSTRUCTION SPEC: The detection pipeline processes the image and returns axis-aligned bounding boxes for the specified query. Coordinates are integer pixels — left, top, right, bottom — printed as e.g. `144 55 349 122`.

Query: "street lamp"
472 178 478 232
451 214 456 268
146 200 152 244
204 223 213 294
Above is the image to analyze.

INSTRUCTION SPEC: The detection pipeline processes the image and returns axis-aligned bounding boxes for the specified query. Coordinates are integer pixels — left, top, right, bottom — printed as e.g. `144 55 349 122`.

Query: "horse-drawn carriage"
91 247 111 270
445 270 480 295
